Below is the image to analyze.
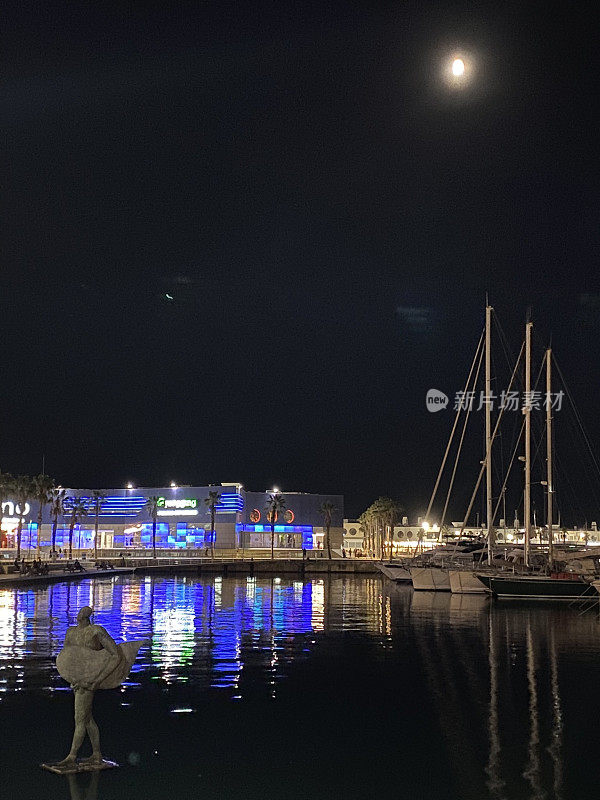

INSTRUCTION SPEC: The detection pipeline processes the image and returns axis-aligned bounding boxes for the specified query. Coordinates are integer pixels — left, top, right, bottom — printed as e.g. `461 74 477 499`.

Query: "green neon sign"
157 497 198 510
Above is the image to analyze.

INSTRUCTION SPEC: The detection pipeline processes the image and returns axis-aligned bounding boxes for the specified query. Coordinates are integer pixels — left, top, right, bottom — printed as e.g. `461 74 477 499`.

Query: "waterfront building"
0 484 343 553
342 518 445 554
342 520 365 551
360 516 600 556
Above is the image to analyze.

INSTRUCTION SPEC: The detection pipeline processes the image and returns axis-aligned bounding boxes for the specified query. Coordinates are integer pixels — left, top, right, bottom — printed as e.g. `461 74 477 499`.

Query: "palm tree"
91 491 107 560
0 472 13 547
204 491 221 559
370 502 382 557
360 500 379 557
12 476 33 561
374 498 389 559
358 498 403 559
66 497 88 559
375 497 402 561
32 474 55 556
49 487 66 555
319 500 337 559
143 496 161 559
0 471 13 505
266 492 286 560
358 510 370 555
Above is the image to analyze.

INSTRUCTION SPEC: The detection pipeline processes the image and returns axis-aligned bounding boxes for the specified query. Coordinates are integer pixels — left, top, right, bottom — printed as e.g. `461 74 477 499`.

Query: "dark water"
1 574 600 800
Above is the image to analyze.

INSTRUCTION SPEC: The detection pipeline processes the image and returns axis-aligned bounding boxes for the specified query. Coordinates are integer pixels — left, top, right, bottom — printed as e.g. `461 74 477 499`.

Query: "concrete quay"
130 557 379 576
0 556 378 588
0 566 134 586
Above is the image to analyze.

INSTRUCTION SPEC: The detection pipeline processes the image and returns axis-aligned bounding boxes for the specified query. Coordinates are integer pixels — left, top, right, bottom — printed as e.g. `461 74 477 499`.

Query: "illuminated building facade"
342 517 600 555
0 484 344 553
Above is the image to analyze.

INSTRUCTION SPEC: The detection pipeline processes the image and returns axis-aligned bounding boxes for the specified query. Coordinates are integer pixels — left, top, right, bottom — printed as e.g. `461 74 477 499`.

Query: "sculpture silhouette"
52 606 146 769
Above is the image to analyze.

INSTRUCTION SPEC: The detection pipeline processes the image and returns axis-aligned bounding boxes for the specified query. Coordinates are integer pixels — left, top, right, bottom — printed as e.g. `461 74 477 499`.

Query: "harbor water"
1 574 599 799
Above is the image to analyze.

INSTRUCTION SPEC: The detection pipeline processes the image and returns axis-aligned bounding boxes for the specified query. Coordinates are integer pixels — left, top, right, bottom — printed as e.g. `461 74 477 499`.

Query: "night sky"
2 1 599 521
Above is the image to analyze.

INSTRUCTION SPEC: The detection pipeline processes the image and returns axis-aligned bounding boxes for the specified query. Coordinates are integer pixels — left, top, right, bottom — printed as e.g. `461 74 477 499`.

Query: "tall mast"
524 321 533 568
486 304 494 566
546 348 553 570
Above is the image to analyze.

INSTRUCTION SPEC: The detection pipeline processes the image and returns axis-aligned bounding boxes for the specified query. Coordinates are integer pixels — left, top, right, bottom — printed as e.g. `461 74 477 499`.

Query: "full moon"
452 58 465 76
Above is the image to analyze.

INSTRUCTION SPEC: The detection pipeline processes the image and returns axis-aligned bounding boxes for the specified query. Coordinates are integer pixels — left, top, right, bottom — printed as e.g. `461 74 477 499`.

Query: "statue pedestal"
40 759 119 774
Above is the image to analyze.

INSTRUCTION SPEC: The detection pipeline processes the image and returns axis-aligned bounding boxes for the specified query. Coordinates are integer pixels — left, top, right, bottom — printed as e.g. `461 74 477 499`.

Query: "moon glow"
452 58 465 76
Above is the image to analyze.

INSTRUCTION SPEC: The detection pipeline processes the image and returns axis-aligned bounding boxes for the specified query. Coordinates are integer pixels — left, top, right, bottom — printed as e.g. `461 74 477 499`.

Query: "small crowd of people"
341 548 367 558
12 556 90 575
13 557 49 576
8 552 123 577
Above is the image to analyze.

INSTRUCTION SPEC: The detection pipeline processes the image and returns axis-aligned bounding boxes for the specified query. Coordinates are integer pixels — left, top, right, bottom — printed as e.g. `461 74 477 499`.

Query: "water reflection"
0 575 383 696
66 772 99 800
1 576 599 799
487 611 506 800
382 583 599 800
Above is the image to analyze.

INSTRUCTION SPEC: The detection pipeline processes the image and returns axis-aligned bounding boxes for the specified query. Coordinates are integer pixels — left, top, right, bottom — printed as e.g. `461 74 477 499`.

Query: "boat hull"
410 567 451 591
449 570 487 594
377 563 412 582
477 574 598 600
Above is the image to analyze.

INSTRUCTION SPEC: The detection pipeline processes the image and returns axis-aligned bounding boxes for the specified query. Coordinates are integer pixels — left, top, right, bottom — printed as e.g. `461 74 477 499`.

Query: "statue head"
77 606 93 623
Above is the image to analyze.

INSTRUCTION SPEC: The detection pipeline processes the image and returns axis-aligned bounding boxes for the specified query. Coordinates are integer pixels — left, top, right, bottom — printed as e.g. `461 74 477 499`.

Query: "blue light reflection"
0 574 361 698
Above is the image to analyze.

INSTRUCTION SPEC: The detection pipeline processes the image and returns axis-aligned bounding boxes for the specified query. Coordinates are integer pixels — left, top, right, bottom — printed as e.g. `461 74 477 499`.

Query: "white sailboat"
478 332 598 600
415 304 514 592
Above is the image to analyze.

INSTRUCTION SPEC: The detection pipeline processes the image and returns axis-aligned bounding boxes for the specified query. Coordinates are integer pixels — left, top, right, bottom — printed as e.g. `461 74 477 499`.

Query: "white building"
342 520 365 551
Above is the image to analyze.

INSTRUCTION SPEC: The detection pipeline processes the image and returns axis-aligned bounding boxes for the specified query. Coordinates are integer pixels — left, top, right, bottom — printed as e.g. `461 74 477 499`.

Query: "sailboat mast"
524 321 533 568
486 304 494 566
546 348 553 570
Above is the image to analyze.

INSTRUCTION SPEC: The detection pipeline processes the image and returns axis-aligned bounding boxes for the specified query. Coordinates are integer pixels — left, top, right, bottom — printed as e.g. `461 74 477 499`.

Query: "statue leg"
82 707 102 763
56 688 94 765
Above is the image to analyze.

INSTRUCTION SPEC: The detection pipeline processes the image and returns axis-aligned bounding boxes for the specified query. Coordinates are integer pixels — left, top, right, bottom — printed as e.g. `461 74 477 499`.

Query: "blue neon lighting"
98 496 147 516
59 490 247 525
216 494 244 514
64 495 148 517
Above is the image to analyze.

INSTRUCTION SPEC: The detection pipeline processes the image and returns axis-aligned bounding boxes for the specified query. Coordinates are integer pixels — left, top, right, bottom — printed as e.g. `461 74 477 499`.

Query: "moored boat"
476 573 598 600
410 567 451 591
448 569 487 594
448 548 545 594
377 562 412 582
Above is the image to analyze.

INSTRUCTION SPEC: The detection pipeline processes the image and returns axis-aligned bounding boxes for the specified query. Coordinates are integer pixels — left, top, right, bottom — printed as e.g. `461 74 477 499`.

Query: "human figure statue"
52 606 146 770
